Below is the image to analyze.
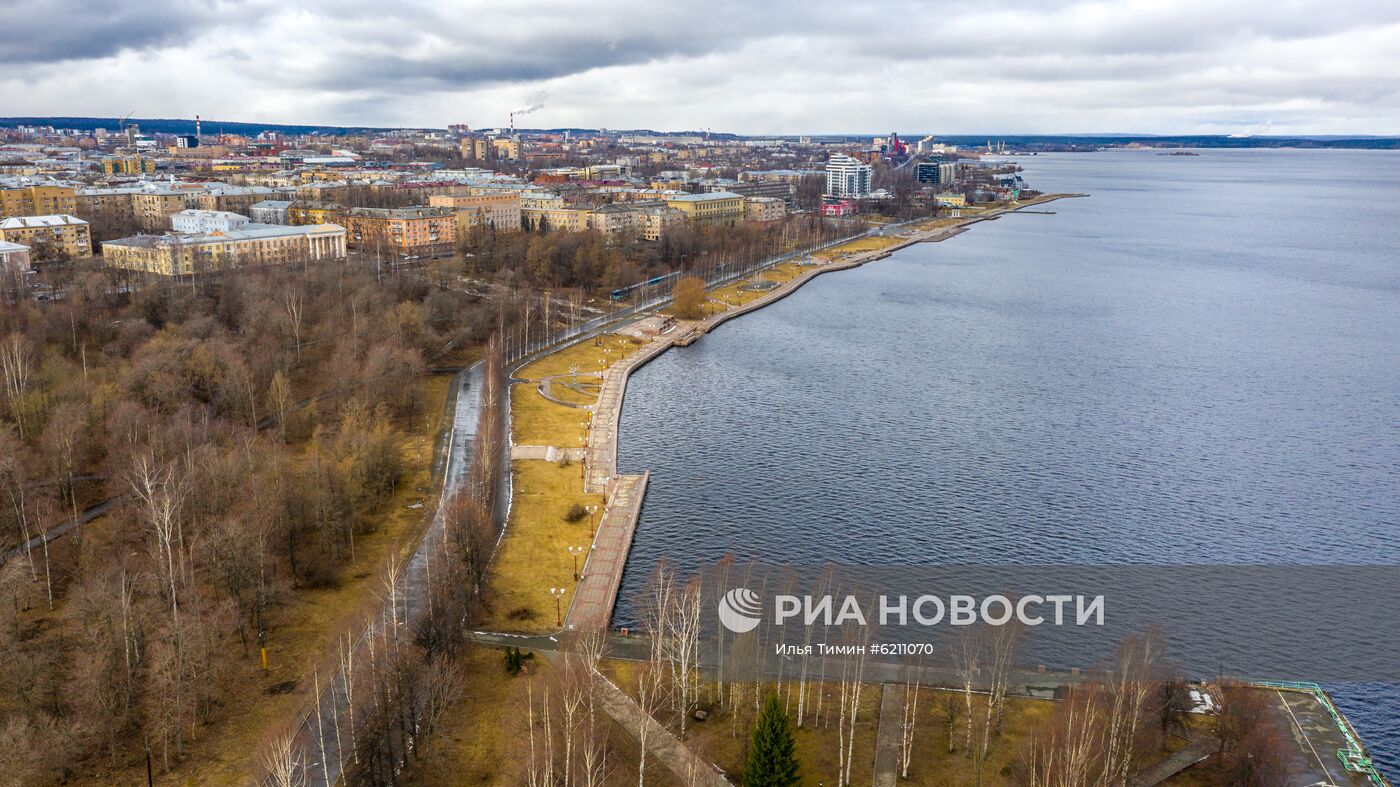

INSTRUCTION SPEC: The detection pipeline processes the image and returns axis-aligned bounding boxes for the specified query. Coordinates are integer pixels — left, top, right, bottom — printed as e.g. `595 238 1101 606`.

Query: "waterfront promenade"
562 197 1084 631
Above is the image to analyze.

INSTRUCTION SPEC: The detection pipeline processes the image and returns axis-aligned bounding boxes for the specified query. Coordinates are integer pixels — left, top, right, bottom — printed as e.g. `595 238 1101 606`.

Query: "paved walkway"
594 670 733 786
510 445 586 461
872 683 906 787
566 472 649 629
584 337 673 494
1128 737 1216 786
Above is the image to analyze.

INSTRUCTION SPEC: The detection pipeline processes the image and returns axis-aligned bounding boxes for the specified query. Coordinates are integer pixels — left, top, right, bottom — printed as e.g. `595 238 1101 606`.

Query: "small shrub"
503 646 535 675
564 502 588 523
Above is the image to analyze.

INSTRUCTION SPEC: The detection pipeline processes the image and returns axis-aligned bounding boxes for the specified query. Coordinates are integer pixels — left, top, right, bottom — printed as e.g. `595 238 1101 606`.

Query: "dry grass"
597 663 885 786
405 647 679 787
401 646 549 786
701 263 809 312
512 382 593 447
900 692 1055 786
482 460 604 632
548 377 602 406
827 234 903 255
517 333 641 381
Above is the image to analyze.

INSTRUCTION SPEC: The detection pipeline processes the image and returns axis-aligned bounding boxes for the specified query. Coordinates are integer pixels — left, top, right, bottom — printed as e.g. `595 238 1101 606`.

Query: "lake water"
615 149 1400 772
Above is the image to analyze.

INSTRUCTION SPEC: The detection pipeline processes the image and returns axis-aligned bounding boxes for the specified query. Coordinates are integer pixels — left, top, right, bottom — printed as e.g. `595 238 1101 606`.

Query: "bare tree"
0 334 32 439
260 727 308 787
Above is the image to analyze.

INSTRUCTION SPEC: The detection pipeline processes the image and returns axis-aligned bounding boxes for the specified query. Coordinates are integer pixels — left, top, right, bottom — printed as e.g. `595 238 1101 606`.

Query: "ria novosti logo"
717 587 763 633
717 586 1106 633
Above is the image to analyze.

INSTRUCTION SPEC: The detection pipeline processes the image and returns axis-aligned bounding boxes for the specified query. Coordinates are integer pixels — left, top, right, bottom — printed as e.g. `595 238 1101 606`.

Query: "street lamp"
588 504 600 540
568 545 585 581
549 587 567 627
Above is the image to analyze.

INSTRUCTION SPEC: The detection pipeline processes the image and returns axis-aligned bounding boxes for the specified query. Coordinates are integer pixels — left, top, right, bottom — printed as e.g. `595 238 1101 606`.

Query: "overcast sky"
2 0 1399 135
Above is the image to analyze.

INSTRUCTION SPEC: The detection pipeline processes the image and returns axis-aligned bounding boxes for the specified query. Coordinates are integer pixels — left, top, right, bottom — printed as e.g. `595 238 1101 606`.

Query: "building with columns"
102 223 346 276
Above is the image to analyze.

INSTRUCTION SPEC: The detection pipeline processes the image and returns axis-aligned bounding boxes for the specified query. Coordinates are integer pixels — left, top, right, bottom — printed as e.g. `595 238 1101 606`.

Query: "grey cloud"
0 0 259 64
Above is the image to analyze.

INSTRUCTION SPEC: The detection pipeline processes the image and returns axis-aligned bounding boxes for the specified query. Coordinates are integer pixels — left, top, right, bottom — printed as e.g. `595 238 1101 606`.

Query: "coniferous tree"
745 693 801 787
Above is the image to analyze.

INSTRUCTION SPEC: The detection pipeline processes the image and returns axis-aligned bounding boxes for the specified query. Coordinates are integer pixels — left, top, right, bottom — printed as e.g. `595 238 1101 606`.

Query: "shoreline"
562 195 1087 627
503 194 1390 785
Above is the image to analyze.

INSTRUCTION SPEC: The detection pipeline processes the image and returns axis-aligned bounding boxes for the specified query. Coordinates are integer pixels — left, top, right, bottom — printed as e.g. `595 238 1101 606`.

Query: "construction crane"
118 111 134 131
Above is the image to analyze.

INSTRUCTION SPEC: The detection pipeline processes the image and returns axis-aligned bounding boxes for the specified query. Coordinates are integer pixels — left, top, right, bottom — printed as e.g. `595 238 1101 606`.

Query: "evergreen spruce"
745 693 801 787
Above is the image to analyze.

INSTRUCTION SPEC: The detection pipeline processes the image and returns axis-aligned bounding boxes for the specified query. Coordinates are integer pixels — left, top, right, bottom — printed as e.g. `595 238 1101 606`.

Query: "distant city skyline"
3 0 1400 136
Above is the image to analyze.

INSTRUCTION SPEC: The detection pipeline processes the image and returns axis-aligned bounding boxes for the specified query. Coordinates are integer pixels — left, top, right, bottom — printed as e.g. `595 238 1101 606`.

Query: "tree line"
0 257 495 784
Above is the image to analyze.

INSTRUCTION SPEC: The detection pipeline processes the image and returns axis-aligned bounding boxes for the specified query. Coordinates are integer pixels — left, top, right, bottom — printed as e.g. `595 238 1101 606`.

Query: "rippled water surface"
614 149 1400 771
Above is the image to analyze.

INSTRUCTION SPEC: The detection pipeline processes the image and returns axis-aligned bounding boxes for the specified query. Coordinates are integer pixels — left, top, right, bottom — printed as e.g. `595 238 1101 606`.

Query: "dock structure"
566 471 649 629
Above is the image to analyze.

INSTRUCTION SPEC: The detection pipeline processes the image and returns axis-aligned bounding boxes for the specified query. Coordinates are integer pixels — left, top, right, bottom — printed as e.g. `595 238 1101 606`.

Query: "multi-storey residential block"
103 223 347 276
825 154 873 198
249 200 293 225
639 205 685 240
665 191 744 221
195 185 279 215
744 196 786 222
342 207 456 257
0 240 31 274
0 214 92 259
428 193 522 233
131 187 206 232
287 200 347 226
100 157 156 176
0 181 77 218
492 137 521 161
588 204 644 237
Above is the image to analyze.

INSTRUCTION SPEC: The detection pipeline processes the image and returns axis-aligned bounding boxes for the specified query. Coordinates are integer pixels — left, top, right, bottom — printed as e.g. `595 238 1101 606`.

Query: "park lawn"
400 646 548 786
511 382 593 447
828 235 902 255
548 378 602 406
406 648 679 787
482 460 603 632
915 216 967 232
666 262 811 317
517 333 641 380
64 373 454 787
900 692 1056 787
598 663 882 786
686 682 882 786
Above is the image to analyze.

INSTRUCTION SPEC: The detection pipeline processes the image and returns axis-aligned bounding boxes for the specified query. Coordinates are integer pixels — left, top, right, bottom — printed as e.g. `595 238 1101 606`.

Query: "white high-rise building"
825 154 873 198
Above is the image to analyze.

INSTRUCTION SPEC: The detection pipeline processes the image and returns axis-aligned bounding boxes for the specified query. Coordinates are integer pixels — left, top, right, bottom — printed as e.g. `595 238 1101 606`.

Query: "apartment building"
341 207 456 257
428 193 522 233
0 214 92 259
100 157 156 176
102 223 347 276
0 182 77 218
287 200 347 226
523 205 591 232
639 205 686 241
665 191 744 221
825 154 873 198
744 196 786 223
249 200 293 225
131 188 205 231
588 204 644 237
0 240 31 274
195 185 279 215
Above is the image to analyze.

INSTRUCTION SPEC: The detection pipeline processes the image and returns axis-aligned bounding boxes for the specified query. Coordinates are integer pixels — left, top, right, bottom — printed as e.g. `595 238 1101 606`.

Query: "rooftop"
0 214 88 229
667 191 742 202
104 223 344 248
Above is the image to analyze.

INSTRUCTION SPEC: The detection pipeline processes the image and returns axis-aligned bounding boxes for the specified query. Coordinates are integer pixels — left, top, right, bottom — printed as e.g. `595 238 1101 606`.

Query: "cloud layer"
2 0 1398 134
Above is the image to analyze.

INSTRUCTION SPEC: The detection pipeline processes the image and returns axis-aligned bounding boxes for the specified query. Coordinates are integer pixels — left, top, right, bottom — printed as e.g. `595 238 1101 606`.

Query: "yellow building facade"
0 215 92 259
0 184 77 218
